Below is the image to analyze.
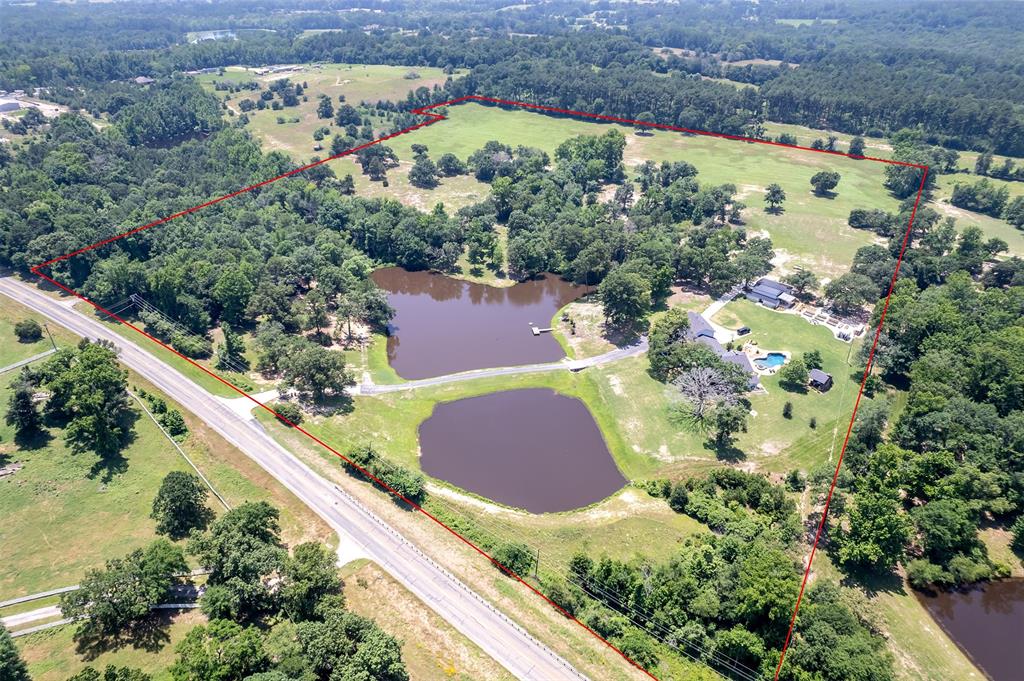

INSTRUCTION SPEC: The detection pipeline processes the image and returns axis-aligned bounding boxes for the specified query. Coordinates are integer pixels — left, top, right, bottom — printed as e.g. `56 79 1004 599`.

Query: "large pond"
371 267 589 380
916 579 1024 681
418 389 626 513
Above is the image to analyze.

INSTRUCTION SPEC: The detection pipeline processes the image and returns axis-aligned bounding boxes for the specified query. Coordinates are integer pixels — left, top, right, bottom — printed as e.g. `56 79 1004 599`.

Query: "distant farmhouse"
746 278 796 309
189 29 237 44
687 312 760 390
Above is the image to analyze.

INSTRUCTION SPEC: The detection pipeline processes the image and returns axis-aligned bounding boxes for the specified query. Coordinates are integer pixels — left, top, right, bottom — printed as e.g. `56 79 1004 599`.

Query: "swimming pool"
754 352 787 370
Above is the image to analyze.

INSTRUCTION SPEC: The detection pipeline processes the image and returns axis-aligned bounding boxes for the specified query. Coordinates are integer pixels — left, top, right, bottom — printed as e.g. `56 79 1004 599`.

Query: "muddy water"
916 579 1024 680
371 268 589 380
418 389 626 513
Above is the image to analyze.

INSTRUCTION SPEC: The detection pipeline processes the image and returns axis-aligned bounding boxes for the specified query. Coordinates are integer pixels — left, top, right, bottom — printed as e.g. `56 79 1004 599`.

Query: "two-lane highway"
0 276 587 681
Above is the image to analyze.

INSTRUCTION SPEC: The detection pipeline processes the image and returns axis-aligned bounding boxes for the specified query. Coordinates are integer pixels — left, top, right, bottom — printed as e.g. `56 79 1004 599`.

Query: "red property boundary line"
30 94 928 681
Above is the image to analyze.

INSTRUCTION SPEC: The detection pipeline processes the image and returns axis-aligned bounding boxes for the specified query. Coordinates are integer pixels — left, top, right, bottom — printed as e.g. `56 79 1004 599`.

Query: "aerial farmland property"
1 2 1023 681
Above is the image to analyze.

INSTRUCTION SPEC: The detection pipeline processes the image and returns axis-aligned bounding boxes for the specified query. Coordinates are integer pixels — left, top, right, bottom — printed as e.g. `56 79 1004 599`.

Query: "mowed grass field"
332 101 902 278
0 298 332 600
0 368 192 597
197 63 461 161
761 120 1024 255
0 303 56 367
16 610 204 681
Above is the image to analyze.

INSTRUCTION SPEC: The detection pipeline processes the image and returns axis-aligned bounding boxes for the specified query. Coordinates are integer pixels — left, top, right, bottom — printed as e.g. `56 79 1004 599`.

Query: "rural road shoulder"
0 276 588 681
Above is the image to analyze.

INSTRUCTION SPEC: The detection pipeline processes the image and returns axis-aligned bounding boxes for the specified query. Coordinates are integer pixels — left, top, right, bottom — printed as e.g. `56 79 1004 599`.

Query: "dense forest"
1 0 1023 153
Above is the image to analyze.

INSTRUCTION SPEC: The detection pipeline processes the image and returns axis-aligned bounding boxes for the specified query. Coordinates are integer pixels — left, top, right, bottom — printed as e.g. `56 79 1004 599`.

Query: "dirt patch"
735 183 764 200
666 286 713 312
770 249 798 277
932 199 987 223
557 300 618 357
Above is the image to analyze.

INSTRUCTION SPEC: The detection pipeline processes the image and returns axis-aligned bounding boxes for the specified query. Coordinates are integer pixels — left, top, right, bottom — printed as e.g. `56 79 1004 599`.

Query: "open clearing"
331 101 901 278
197 63 462 162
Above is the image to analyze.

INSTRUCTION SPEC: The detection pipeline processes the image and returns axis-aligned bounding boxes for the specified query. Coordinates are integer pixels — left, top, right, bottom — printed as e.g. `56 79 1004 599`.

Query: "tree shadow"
14 426 53 451
841 565 906 597
704 438 746 462
310 392 354 416
73 612 174 660
85 410 140 483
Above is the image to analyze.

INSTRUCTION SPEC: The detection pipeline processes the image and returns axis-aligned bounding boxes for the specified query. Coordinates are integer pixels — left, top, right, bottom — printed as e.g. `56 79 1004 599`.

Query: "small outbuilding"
134 76 155 85
809 368 833 392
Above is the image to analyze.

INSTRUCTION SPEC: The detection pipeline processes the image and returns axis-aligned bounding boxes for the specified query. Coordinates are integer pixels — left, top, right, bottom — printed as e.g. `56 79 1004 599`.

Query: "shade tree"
763 183 786 213
809 170 840 196
151 471 214 539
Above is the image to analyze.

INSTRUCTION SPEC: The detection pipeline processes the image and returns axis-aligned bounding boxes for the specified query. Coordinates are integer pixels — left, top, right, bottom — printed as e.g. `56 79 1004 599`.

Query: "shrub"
170 333 212 359
785 469 806 492
1011 515 1024 553
14 319 43 342
783 401 793 419
490 542 534 576
906 559 952 589
668 483 689 513
159 409 188 438
271 401 303 426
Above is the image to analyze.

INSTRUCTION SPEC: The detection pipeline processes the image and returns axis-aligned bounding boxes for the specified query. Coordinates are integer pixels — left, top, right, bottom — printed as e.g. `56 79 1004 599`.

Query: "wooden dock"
531 326 553 336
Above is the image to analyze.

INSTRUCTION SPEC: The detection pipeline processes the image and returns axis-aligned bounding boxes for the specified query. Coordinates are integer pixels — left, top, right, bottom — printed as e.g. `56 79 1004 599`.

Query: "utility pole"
42 322 57 350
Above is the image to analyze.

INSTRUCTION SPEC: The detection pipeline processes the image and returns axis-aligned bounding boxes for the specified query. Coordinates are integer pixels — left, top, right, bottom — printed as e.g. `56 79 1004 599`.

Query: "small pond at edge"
418 388 626 513
916 578 1024 681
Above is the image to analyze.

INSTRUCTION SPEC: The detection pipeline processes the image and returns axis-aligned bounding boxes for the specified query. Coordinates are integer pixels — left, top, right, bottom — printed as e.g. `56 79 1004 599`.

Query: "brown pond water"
916 579 1024 680
371 268 589 380
418 389 626 513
